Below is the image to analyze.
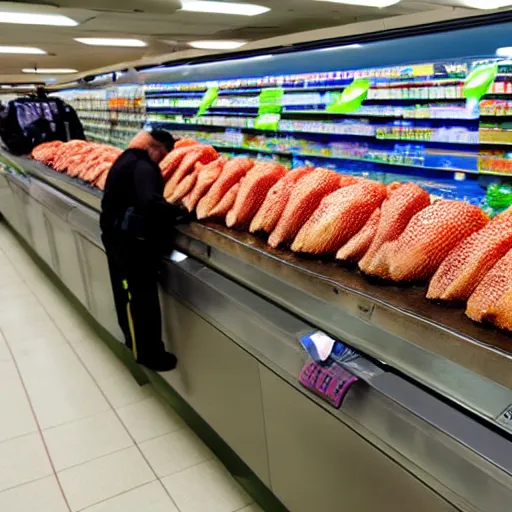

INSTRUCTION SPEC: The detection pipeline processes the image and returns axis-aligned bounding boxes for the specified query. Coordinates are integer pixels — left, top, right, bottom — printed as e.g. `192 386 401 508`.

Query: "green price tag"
254 113 281 131
258 88 284 115
197 87 219 117
326 78 370 114
463 64 497 101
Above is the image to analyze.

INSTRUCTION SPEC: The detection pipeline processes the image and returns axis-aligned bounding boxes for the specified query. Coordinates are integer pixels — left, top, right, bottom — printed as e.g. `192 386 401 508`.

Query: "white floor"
0 222 261 512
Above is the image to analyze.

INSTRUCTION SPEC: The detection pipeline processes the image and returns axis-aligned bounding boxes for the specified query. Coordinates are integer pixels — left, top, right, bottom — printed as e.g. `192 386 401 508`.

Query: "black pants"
102 234 166 363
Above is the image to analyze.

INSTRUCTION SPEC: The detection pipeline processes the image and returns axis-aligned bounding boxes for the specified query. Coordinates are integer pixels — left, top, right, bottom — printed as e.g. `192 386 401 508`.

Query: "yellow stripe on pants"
123 279 138 360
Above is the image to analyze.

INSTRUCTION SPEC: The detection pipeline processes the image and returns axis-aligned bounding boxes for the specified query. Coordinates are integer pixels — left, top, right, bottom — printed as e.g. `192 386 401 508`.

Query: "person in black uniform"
100 129 186 372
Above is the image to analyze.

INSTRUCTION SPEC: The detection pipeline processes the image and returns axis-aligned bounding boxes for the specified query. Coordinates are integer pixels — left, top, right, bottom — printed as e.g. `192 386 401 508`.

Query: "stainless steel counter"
2 149 512 512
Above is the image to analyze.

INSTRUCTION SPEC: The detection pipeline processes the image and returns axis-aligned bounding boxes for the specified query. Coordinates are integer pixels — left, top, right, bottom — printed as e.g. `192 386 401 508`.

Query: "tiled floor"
0 222 261 512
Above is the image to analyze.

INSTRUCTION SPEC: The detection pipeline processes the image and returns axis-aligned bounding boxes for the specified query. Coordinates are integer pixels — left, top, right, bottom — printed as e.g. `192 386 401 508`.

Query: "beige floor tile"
162 459 252 512
139 428 213 478
0 285 34 313
0 332 11 362
0 314 62 341
236 504 263 512
0 433 53 492
2 318 67 359
0 301 50 328
0 295 43 322
117 396 185 443
43 410 133 471
0 475 69 512
82 481 178 512
0 265 23 288
0 360 37 443
58 446 155 511
72 333 130 383
96 369 154 409
16 344 110 429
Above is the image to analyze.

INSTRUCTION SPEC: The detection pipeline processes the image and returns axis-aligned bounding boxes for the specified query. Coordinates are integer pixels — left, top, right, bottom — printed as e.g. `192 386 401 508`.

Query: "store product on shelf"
336 207 382 262
291 180 387 255
58 86 146 149
250 167 314 234
478 149 512 175
226 162 286 228
385 200 489 282
29 135 512 332
267 168 346 248
427 207 512 301
466 248 512 322
359 183 431 278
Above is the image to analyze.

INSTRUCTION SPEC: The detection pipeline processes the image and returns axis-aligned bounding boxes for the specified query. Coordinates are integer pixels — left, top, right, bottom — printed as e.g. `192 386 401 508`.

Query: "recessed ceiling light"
462 0 512 7
74 38 147 47
180 1 270 16
0 12 77 26
497 47 512 57
22 68 77 74
313 0 400 7
188 40 247 50
0 46 46 54
319 43 362 51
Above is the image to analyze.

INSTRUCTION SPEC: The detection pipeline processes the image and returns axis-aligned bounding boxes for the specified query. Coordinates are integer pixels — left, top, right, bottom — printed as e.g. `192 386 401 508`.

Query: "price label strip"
299 330 383 391
255 88 284 131
299 359 358 409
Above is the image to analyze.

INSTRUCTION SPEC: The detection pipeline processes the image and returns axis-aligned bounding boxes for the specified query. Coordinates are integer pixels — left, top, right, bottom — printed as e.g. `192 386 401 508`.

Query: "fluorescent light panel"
22 68 77 74
74 38 147 47
319 43 362 51
188 40 247 50
313 0 400 7
0 12 77 26
180 0 270 16
0 46 46 54
463 0 512 7
497 47 512 57
1 84 36 89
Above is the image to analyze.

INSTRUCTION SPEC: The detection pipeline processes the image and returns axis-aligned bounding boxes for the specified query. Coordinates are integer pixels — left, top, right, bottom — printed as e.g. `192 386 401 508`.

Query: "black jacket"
100 148 185 245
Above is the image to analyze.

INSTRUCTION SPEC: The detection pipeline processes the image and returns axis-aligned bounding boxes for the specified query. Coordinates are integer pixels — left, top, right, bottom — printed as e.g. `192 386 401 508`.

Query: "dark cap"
148 129 175 151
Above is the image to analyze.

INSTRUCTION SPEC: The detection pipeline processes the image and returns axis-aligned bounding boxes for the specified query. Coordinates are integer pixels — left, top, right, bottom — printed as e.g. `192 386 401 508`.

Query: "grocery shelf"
211 142 477 175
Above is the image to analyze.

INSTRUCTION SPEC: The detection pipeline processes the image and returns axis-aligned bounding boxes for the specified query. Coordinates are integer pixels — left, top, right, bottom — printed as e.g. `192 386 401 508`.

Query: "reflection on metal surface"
497 405 512 433
164 256 512 511
2 154 512 511
170 250 188 263
174 223 512 432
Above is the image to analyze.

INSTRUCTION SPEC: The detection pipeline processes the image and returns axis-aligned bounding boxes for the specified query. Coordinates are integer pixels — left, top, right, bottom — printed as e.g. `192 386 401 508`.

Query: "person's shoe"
138 352 178 372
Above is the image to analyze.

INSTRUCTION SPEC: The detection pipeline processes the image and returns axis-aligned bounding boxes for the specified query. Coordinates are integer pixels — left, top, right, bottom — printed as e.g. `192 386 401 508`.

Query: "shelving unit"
66 59 512 206
58 86 146 149
142 62 483 181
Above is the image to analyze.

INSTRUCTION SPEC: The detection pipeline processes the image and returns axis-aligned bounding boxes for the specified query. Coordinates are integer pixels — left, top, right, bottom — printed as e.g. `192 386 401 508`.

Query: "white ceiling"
0 0 485 85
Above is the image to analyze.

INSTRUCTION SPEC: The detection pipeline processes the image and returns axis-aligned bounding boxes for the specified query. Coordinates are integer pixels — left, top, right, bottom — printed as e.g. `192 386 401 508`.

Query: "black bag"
0 96 84 155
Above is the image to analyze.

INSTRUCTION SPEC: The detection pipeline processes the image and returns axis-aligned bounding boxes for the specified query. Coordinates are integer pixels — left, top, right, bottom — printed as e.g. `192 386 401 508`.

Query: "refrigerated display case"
3 16 512 512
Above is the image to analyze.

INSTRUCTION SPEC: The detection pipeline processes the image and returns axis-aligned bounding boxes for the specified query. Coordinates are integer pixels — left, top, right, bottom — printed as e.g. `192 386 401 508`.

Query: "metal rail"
3 149 512 434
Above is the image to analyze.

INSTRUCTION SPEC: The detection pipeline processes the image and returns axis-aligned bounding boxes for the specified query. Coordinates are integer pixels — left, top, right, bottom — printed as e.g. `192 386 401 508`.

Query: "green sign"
326 78 370 114
197 87 219 117
254 113 281 131
258 88 284 115
463 64 497 101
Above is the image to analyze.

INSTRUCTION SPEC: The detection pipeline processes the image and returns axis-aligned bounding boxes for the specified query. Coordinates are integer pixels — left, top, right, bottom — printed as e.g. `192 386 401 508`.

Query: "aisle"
0 222 260 512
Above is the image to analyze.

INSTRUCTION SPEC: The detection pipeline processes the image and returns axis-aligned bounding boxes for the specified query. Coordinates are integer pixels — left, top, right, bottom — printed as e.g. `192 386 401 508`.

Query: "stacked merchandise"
31 130 512 334
31 140 122 190
143 61 482 188
159 139 512 334
59 86 146 149
33 130 512 331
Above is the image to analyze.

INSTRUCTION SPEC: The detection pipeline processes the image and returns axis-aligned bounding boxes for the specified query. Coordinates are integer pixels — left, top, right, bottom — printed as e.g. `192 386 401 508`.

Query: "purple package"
299 359 358 408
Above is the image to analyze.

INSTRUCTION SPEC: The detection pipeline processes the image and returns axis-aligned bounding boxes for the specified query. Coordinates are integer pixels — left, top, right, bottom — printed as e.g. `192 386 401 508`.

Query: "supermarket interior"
2 1 512 511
